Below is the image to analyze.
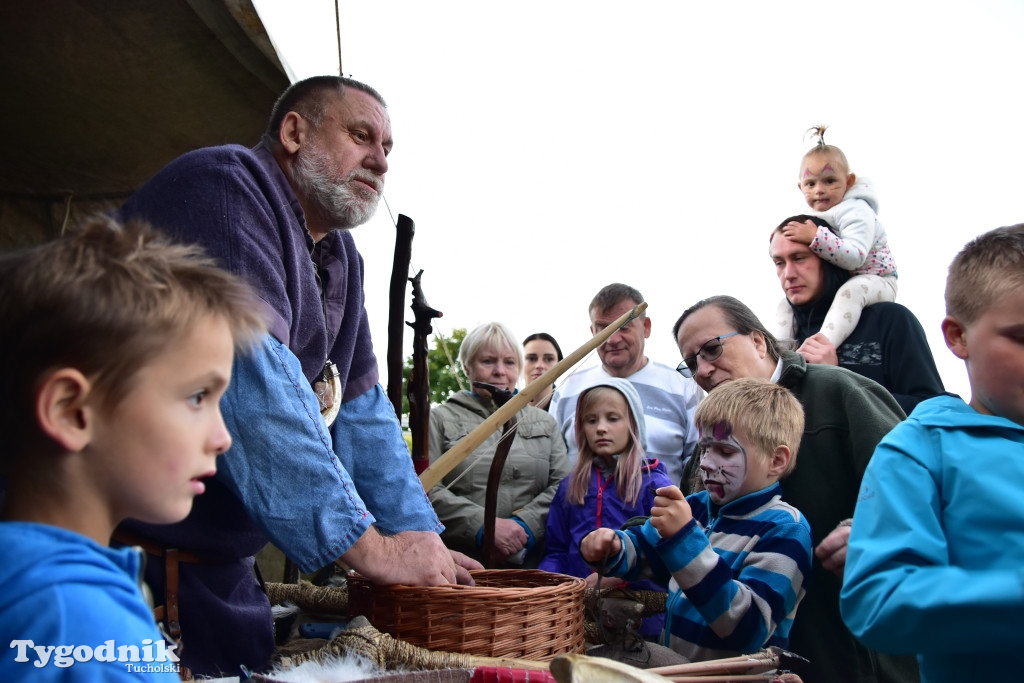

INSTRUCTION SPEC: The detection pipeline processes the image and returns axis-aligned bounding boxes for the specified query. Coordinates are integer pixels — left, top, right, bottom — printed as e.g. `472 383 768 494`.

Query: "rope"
333 0 342 76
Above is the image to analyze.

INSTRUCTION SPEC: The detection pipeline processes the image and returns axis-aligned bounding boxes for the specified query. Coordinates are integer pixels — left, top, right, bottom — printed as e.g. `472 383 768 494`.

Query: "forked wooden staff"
406 269 443 475
418 302 648 491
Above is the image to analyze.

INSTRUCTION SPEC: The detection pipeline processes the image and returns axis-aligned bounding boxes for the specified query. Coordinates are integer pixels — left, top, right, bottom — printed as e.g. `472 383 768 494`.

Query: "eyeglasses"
677 332 740 378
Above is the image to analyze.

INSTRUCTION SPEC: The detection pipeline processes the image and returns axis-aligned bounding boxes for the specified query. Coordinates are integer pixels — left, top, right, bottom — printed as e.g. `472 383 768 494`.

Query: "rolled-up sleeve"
329 382 443 537
217 334 375 573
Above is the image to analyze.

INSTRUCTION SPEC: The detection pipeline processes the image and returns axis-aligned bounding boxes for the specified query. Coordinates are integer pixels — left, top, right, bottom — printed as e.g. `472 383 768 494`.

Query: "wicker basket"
347 569 586 662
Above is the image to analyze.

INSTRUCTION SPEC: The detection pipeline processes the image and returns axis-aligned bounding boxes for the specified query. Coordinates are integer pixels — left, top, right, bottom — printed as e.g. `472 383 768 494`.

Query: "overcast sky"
252 0 1024 401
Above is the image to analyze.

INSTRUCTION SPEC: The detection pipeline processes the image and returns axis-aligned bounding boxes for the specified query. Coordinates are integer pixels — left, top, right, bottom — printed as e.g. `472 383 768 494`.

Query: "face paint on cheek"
698 421 748 503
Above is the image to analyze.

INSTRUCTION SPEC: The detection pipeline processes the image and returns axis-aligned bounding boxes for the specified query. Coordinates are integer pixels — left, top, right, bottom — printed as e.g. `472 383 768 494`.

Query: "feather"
259 654 385 683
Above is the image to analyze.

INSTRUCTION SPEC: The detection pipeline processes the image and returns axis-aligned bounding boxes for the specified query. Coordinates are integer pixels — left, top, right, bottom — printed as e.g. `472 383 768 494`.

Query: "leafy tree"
401 327 468 414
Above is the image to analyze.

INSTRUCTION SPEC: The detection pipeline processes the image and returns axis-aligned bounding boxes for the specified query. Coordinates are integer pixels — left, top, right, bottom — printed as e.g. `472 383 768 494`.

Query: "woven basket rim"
348 568 585 594
347 568 587 661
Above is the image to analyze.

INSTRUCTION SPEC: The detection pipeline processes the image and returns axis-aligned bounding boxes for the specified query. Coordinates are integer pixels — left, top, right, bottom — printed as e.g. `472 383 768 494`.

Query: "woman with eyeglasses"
670 295 917 683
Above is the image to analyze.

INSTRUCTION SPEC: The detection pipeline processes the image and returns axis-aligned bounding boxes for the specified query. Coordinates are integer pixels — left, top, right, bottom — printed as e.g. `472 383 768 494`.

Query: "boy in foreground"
841 223 1024 682
0 217 266 680
581 378 812 662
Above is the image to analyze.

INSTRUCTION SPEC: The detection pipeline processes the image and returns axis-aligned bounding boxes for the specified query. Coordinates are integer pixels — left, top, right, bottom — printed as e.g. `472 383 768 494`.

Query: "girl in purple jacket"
539 377 671 637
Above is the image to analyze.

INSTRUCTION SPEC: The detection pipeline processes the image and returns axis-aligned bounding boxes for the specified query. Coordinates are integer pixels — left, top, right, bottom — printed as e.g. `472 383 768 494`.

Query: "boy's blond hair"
694 378 804 478
0 215 268 457
945 223 1024 325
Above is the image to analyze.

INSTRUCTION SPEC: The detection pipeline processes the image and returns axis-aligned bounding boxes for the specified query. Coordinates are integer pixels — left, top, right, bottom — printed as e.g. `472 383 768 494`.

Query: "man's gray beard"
290 145 381 230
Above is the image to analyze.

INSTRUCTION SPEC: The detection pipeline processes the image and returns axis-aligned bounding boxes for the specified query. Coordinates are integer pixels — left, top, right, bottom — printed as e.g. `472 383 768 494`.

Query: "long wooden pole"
385 214 415 418
419 302 647 491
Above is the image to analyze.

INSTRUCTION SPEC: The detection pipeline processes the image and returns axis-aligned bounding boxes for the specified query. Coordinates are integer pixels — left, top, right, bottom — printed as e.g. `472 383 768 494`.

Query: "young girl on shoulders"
775 125 898 351
539 376 671 638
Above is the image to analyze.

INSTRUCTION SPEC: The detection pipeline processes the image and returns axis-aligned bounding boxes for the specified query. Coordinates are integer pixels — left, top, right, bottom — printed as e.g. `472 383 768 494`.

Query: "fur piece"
258 654 385 683
272 602 301 620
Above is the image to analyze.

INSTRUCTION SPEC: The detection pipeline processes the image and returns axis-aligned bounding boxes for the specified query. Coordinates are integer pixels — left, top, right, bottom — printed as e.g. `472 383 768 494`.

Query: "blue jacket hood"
909 393 1024 431
0 523 144 614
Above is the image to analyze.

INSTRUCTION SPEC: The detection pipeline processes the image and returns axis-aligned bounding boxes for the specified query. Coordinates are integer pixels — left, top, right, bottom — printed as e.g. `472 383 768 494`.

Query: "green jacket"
682 351 917 683
428 392 570 563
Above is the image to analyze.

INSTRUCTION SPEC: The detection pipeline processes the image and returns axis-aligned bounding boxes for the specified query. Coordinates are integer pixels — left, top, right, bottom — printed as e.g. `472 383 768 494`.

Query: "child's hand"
797 332 839 366
584 572 627 589
581 528 621 563
782 219 817 245
650 486 693 538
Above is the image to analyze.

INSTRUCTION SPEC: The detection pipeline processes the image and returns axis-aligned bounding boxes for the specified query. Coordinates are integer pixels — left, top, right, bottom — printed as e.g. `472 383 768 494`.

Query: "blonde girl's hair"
568 385 646 506
802 124 851 176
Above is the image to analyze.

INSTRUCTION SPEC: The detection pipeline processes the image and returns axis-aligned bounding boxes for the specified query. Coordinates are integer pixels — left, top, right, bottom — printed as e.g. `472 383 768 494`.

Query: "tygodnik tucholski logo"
9 638 180 674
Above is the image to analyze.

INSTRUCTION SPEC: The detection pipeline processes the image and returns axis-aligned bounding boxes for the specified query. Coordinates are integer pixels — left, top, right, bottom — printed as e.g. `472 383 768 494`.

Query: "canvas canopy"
0 0 292 246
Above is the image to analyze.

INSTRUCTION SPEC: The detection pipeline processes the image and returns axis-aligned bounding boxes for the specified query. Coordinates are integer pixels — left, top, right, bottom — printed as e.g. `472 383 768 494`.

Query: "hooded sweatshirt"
842 395 1024 683
789 256 945 414
0 522 178 681
539 377 673 637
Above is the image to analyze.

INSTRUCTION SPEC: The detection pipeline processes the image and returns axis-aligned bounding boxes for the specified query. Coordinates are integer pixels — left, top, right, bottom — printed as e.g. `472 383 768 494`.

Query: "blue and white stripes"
601 483 812 661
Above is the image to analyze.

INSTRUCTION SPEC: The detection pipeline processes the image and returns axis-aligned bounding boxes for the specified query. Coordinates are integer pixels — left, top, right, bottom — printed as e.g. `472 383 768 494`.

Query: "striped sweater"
602 483 812 661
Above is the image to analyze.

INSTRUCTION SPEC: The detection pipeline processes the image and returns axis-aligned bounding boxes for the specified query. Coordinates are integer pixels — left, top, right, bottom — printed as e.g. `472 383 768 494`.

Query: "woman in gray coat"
429 322 571 567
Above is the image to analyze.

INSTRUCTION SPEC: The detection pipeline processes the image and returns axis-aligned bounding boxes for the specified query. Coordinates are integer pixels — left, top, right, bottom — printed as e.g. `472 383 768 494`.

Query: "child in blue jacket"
0 217 266 681
841 223 1024 683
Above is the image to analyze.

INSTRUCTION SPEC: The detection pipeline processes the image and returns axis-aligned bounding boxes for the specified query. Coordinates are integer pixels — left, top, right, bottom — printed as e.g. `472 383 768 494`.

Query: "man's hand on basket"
449 550 481 585
341 527 467 585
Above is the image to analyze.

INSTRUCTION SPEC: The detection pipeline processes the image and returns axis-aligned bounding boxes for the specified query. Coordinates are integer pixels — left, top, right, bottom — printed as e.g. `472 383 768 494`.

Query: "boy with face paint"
774 125 898 355
581 378 812 662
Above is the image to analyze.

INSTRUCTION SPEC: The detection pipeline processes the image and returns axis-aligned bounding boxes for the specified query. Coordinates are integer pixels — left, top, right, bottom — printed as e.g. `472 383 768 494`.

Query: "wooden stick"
648 653 757 671
462 655 550 671
649 652 777 676
406 269 442 474
419 302 648 490
385 214 415 418
664 675 780 682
